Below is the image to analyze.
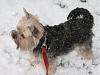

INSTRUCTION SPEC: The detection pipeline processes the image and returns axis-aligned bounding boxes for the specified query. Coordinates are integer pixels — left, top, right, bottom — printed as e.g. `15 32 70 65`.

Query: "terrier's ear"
23 8 32 19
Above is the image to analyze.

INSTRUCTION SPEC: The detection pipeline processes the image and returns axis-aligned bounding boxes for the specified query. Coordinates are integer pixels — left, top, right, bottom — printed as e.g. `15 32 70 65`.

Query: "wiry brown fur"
79 41 94 60
12 8 44 51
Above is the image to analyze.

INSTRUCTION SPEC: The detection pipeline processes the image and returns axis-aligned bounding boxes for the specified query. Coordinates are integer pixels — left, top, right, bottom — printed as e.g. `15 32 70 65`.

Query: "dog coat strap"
42 47 49 75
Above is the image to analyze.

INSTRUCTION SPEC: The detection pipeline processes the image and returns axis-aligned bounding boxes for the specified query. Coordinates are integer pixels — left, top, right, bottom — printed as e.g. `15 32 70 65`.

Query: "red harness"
42 47 49 75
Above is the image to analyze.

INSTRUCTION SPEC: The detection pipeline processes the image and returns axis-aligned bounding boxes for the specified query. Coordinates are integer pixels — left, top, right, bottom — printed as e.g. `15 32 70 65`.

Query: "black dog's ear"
23 8 32 19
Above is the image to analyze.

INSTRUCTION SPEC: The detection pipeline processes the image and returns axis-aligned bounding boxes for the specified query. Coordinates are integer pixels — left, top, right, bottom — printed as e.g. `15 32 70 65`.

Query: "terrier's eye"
17 27 20 30
21 34 25 38
28 26 34 32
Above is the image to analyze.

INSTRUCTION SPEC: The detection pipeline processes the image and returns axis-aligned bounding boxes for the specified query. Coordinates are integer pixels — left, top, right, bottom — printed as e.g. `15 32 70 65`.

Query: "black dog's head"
67 7 94 24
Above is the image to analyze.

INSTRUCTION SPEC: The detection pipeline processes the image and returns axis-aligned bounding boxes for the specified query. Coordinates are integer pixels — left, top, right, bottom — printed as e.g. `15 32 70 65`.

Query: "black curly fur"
67 7 94 24
34 8 94 58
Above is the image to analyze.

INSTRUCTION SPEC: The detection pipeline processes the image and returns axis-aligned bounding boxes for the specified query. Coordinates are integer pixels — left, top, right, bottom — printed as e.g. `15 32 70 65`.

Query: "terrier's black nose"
11 30 18 39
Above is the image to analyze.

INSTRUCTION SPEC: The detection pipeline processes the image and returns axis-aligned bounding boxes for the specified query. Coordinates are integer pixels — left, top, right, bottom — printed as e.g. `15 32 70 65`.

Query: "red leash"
42 47 49 75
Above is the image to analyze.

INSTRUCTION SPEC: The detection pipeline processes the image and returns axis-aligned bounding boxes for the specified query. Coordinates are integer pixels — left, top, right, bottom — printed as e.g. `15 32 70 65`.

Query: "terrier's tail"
67 7 94 24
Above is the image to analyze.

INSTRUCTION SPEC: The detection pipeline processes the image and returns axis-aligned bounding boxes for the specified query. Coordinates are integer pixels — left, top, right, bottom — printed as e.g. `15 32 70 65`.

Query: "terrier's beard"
11 32 39 51
19 36 39 51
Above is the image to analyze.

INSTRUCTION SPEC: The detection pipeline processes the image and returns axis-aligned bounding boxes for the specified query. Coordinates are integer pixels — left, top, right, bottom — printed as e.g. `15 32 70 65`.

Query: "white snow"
0 0 100 75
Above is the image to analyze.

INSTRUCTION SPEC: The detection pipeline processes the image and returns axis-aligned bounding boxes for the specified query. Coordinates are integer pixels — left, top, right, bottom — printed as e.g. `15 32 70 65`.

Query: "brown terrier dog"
11 8 94 75
11 8 48 74
11 8 44 50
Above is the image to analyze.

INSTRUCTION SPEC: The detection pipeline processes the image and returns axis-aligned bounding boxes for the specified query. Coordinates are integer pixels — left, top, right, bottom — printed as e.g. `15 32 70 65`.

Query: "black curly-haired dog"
11 7 94 75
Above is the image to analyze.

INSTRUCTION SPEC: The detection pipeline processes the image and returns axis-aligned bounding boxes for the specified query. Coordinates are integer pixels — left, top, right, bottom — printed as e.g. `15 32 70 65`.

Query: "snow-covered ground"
0 0 100 75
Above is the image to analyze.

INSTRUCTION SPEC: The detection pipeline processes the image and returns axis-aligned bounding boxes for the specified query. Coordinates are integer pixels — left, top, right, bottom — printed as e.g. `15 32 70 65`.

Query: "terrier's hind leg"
79 41 94 60
48 60 57 75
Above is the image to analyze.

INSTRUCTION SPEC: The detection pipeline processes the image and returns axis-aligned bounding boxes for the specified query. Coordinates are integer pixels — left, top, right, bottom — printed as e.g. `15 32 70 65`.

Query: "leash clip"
42 35 47 49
